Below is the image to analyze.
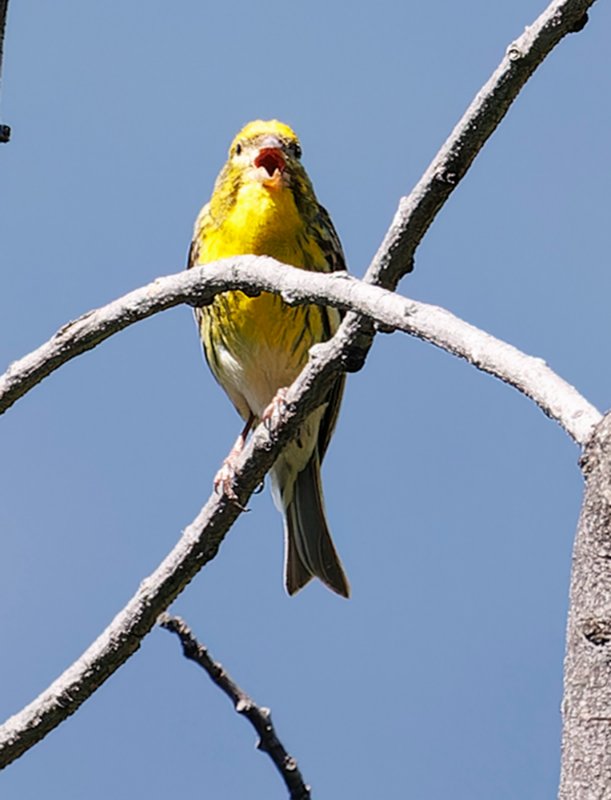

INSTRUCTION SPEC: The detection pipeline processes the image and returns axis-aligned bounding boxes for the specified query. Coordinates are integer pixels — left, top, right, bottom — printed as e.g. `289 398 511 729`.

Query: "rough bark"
560 413 611 799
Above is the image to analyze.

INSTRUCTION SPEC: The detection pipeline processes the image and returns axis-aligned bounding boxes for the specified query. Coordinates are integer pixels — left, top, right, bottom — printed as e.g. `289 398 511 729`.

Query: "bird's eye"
235 142 243 156
291 141 302 159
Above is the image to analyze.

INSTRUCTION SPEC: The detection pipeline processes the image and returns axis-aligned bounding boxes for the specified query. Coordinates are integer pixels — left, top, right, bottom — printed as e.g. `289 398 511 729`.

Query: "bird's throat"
220 180 306 264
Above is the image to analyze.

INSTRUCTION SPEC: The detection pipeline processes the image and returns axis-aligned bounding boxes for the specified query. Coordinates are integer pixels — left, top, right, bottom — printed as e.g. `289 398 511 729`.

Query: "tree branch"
159 615 310 800
0 0 10 143
364 0 595 290
0 0 598 769
311 0 598 391
0 260 600 444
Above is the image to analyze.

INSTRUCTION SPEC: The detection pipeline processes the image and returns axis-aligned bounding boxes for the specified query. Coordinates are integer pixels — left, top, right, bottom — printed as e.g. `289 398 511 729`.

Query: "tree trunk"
560 413 611 798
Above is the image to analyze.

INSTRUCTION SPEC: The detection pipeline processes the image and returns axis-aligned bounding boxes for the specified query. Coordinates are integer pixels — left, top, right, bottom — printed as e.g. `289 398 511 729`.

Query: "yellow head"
229 119 301 158
209 120 317 221
229 120 302 186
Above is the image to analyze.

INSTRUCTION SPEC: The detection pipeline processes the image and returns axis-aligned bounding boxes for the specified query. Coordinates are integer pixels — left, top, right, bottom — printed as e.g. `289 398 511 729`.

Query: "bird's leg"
214 413 255 504
261 387 289 431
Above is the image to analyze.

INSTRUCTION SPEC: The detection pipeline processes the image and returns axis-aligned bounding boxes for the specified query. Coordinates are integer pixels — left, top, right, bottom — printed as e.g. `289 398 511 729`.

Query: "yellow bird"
188 120 349 597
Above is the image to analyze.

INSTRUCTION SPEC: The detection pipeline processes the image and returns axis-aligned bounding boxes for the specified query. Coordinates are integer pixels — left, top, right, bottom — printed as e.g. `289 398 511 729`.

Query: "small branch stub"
159 614 311 800
569 11 589 31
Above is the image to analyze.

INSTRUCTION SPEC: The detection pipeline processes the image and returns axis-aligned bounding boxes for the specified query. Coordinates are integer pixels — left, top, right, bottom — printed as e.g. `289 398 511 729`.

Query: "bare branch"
322 0 598 402
0 0 10 143
0 0 598 768
365 0 596 289
159 615 310 800
0 260 600 444
400 299 601 446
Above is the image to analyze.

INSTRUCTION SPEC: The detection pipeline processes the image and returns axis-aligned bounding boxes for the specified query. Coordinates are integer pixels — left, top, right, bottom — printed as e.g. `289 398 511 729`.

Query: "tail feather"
283 453 350 598
285 524 314 596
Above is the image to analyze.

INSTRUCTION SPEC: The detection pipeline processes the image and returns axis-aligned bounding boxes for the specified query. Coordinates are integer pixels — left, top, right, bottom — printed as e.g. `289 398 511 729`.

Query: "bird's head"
209 120 318 222
227 119 305 191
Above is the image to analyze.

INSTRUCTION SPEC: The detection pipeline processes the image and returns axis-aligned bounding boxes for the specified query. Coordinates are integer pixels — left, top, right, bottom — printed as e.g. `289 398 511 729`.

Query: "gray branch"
159 615 310 800
0 259 600 444
0 0 597 772
364 0 594 290
310 0 598 414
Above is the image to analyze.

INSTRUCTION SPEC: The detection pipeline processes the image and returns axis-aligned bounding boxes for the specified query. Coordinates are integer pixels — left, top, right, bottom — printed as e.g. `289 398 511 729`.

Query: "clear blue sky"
1 1 609 798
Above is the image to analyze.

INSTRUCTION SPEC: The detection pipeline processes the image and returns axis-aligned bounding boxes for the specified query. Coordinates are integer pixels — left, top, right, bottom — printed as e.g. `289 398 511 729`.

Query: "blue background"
1 1 609 797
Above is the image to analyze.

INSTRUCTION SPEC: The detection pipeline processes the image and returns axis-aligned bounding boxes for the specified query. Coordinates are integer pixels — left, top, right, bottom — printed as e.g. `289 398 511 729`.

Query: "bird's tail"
283 453 350 598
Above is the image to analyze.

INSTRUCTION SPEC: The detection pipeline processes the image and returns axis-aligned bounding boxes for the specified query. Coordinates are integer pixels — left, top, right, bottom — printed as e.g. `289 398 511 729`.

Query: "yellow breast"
205 180 315 265
196 180 335 421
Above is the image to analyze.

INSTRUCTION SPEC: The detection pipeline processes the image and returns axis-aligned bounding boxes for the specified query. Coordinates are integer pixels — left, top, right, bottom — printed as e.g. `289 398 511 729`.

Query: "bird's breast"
210 180 309 263
197 180 335 419
209 291 326 419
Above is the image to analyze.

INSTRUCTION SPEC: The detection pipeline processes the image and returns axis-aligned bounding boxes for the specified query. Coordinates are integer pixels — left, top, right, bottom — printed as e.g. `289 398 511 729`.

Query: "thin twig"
0 0 597 768
159 614 310 800
0 0 11 142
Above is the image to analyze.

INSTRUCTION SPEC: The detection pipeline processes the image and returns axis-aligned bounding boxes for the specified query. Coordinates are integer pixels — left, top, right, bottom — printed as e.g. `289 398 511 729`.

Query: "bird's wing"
312 204 347 275
311 204 347 461
187 202 211 270
187 202 213 338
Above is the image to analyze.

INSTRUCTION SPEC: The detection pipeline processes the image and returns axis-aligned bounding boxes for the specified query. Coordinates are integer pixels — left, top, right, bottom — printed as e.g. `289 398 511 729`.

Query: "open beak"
253 138 286 188
254 147 286 177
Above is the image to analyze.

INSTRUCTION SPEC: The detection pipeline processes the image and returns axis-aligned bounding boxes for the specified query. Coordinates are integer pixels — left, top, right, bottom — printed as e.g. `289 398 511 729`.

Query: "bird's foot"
213 416 254 510
262 387 289 431
213 455 250 511
213 456 244 508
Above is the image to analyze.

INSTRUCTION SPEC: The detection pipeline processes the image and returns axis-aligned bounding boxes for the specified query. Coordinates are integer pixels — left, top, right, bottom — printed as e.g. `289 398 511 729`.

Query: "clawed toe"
262 387 289 430
214 459 238 500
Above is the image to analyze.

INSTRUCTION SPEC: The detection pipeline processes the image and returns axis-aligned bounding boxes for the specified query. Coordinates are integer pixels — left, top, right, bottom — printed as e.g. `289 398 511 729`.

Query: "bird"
188 119 350 598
